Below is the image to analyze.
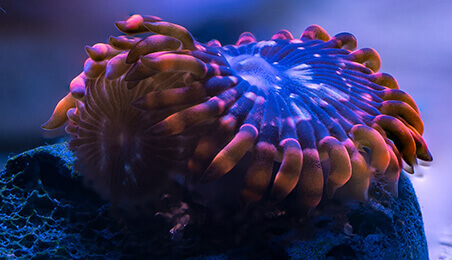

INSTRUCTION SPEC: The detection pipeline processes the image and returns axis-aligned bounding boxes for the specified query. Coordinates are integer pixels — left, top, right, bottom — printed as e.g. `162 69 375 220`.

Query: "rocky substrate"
0 142 428 259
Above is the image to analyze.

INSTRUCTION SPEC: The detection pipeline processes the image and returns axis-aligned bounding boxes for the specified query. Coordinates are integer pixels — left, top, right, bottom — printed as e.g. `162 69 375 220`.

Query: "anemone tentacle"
42 14 432 216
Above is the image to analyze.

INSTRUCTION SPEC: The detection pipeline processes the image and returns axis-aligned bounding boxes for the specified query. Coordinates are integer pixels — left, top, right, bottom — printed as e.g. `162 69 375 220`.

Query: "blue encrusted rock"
0 143 428 259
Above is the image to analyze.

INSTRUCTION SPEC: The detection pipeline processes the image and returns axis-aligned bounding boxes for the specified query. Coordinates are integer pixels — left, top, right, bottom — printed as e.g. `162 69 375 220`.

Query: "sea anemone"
42 14 432 215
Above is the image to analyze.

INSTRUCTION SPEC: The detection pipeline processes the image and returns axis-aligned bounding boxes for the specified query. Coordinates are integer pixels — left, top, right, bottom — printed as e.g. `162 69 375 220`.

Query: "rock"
0 142 428 259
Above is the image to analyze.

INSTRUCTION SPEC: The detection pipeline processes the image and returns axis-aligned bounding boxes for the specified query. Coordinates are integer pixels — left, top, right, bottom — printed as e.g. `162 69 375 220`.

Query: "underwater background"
0 0 450 258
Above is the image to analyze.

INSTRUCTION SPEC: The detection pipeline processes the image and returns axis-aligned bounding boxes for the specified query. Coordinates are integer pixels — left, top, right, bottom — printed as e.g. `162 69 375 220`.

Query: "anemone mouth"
42 14 432 216
227 54 282 91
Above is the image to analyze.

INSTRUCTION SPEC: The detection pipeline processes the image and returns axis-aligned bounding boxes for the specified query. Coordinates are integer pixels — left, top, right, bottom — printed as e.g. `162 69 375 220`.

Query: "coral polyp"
42 14 431 215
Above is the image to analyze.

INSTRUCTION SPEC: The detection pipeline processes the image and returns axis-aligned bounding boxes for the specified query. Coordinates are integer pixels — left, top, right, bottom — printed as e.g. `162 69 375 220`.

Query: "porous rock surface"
0 143 428 259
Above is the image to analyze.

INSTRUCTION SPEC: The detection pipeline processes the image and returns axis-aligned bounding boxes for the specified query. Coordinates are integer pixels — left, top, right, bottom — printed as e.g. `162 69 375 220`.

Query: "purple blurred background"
0 0 450 258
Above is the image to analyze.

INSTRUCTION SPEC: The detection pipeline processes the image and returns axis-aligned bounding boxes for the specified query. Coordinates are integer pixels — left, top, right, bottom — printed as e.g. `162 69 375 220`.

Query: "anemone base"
0 142 428 259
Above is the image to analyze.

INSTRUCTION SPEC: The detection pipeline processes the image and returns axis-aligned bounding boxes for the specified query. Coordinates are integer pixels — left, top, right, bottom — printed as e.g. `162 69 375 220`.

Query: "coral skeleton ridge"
43 14 432 216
